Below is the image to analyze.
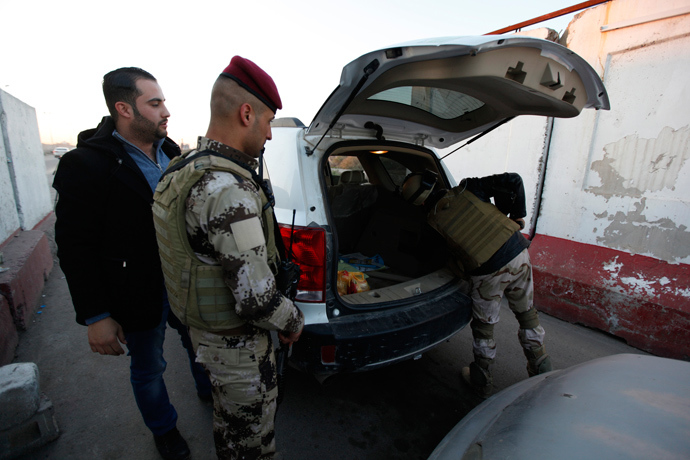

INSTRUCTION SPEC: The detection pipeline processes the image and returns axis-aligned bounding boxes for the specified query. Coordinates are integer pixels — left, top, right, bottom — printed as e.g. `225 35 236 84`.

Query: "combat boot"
153 426 191 460
461 357 493 399
524 345 553 377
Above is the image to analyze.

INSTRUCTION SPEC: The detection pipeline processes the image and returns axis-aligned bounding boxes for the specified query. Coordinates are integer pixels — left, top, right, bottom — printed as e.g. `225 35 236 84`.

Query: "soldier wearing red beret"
153 56 304 460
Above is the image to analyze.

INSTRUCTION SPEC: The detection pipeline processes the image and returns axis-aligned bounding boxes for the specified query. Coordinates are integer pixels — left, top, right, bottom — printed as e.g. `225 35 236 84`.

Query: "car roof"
307 35 609 150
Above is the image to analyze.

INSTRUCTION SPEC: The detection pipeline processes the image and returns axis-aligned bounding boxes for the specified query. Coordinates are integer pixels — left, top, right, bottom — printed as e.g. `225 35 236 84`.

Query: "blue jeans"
124 303 212 436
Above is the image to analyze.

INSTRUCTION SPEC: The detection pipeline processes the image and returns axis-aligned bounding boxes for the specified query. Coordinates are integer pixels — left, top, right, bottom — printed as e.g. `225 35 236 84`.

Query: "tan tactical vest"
426 186 520 273
152 151 280 331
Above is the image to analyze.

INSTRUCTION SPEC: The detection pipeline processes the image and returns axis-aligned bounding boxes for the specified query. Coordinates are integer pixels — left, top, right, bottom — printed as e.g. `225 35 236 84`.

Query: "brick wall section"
0 231 54 365
530 234 690 361
0 296 18 365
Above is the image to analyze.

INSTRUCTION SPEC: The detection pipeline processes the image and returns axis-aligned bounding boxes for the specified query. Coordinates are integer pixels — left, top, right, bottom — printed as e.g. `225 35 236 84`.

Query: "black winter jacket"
53 116 181 332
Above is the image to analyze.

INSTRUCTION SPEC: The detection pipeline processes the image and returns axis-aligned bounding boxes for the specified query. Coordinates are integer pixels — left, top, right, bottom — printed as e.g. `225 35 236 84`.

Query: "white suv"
263 36 609 375
52 147 69 158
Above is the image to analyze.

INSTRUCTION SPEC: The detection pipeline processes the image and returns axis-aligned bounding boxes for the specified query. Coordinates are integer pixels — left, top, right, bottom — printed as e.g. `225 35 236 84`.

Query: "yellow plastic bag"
349 271 370 293
338 270 370 295
337 270 351 295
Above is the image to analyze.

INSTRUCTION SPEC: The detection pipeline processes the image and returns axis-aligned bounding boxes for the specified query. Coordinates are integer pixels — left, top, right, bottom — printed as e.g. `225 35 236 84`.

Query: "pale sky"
1 0 582 147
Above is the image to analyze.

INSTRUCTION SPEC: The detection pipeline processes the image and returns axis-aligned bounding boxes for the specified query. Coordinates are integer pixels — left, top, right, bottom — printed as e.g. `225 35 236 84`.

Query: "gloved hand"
512 218 525 230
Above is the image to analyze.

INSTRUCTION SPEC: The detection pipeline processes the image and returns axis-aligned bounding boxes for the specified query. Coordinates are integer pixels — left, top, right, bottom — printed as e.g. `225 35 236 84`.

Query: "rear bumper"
290 287 472 374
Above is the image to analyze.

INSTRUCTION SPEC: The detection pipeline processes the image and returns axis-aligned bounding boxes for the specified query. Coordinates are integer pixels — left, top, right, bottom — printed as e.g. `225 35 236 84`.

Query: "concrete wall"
0 89 53 245
0 90 54 365
545 0 690 265
442 0 690 360
0 99 21 242
538 0 690 360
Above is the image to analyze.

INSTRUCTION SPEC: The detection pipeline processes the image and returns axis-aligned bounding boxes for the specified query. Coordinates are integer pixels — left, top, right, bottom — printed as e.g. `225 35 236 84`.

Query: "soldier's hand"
278 327 303 346
513 218 525 230
88 317 127 356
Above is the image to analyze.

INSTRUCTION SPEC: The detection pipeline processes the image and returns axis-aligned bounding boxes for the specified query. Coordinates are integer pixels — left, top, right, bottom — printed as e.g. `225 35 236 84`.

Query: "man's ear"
239 103 253 127
115 101 134 120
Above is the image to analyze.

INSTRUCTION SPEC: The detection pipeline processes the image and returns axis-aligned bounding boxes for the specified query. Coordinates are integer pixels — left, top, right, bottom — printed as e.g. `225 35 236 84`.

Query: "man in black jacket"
53 67 210 460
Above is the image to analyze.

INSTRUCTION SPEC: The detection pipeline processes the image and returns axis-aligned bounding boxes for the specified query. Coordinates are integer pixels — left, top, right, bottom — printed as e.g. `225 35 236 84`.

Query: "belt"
209 324 253 336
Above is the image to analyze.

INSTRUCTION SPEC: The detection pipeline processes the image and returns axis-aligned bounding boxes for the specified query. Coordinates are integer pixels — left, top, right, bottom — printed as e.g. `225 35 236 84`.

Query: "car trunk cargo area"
330 181 459 304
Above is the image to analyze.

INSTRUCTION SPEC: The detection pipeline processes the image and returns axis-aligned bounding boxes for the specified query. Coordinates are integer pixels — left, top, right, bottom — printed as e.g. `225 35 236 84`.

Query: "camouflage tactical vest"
152 150 280 331
427 186 520 273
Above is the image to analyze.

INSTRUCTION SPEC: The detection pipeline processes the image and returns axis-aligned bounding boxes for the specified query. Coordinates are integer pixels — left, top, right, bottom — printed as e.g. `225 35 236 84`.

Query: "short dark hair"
102 67 156 120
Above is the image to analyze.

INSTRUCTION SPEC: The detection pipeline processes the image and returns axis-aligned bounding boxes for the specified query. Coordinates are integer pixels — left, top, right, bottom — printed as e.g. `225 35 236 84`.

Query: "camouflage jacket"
184 137 303 335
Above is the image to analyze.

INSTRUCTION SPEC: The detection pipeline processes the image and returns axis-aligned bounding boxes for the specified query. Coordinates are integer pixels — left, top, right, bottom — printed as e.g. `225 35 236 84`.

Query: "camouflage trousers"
469 248 546 361
189 327 278 460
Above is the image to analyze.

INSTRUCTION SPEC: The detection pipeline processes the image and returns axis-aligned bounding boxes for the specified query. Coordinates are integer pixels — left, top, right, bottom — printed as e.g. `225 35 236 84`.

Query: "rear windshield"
368 86 484 119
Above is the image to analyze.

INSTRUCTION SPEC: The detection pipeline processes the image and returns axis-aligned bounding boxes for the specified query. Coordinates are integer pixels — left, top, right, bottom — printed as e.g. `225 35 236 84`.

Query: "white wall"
541 0 690 264
0 89 53 244
0 119 21 241
442 0 690 265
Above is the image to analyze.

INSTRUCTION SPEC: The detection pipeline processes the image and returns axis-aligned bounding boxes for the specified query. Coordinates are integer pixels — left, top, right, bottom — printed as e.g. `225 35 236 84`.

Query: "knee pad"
515 308 540 330
470 319 494 340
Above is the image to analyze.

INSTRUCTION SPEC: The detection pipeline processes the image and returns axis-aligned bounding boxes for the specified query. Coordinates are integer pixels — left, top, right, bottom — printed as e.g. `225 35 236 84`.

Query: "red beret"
221 56 282 113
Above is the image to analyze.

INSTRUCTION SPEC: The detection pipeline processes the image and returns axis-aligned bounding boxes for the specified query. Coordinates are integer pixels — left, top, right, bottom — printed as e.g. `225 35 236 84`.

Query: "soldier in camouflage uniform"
401 171 552 399
155 57 304 460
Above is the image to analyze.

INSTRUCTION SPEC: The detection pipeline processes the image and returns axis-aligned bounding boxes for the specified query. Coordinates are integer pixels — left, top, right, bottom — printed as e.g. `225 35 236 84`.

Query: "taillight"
280 225 326 302
321 345 337 364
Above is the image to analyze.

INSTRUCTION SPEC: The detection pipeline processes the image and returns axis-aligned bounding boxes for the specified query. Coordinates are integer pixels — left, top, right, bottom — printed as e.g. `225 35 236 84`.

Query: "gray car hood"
428 354 690 460
307 35 609 149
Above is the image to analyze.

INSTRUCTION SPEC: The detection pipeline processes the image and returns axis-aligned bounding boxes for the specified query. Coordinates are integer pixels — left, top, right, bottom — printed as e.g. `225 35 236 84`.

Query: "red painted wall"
530 234 690 361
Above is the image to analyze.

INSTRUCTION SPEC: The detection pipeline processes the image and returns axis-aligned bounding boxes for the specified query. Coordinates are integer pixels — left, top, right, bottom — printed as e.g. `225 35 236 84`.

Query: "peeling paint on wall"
587 125 690 198
600 255 690 301
602 256 623 285
596 198 690 262
585 125 690 262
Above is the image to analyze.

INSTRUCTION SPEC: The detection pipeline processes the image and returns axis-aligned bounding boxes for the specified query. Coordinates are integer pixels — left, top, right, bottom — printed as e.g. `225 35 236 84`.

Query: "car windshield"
367 86 485 119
